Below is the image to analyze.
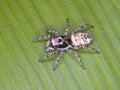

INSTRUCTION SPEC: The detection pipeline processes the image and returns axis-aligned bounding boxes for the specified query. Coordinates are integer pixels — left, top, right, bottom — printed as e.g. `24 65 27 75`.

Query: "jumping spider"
33 18 99 71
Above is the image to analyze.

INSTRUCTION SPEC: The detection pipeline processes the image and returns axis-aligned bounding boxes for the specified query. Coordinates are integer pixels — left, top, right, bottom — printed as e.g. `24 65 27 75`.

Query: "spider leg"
68 49 85 69
46 40 50 48
64 18 70 36
53 51 64 71
47 29 60 36
46 47 55 52
82 46 99 54
39 51 57 62
33 34 51 42
73 24 94 34
45 40 56 52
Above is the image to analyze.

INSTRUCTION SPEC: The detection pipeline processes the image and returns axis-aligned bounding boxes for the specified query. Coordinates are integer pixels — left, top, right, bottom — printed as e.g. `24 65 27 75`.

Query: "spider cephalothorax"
51 36 70 48
33 18 99 71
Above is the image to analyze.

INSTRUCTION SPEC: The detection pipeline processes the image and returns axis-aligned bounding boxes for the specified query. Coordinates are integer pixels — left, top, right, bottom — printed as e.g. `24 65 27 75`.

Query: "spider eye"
59 39 62 42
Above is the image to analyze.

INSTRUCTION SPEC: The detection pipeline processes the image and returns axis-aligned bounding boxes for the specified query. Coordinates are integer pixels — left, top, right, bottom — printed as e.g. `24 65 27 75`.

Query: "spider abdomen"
71 33 93 47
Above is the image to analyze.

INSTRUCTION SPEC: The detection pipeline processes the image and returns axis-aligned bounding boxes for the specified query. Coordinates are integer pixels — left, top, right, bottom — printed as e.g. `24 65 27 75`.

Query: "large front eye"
58 39 62 42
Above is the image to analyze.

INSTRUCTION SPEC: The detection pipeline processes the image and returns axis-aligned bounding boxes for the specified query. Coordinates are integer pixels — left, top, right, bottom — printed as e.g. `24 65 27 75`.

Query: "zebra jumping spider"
33 18 99 71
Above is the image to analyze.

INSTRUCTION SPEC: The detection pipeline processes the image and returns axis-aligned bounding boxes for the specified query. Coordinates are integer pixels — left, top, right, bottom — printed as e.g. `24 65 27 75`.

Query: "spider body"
33 18 98 71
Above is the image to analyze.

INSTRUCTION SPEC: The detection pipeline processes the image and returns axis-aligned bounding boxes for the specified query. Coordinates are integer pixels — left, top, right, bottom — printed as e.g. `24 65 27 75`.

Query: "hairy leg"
82 46 99 54
53 51 64 71
39 51 57 62
33 34 51 42
47 29 60 36
64 18 70 36
73 24 94 34
68 49 85 69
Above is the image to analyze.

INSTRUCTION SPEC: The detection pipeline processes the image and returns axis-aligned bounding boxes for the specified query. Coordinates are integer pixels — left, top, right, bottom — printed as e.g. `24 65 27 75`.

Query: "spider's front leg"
46 47 56 52
33 34 51 42
45 40 57 52
73 24 94 34
64 18 70 36
45 40 53 51
53 51 64 71
39 51 57 62
47 29 60 36
68 49 85 70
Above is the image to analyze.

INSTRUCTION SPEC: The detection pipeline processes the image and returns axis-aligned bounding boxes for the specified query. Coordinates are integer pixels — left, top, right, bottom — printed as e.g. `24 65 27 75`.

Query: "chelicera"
33 18 99 71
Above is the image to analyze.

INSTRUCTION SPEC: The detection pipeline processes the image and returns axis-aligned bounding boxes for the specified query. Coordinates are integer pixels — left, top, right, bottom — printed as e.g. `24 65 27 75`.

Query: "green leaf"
0 0 120 90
